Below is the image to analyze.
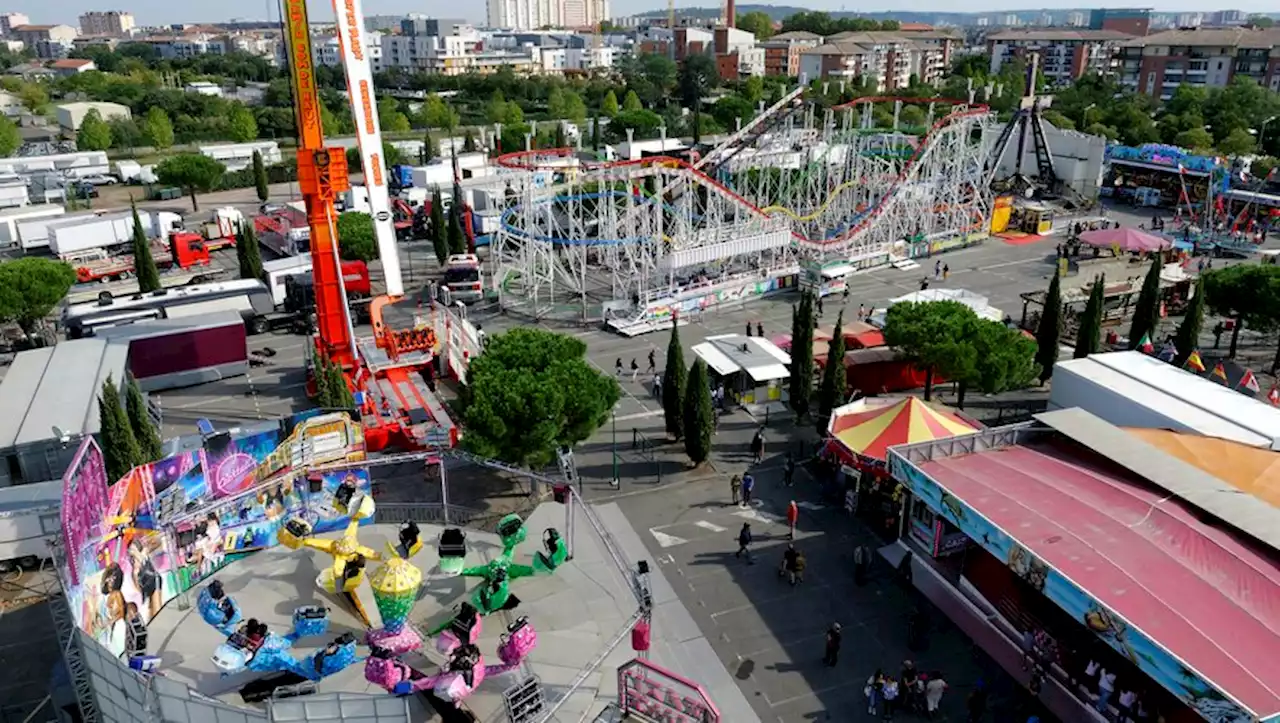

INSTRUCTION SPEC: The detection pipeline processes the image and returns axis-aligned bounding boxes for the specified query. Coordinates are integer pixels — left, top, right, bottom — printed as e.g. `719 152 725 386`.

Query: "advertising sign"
332 0 403 296
61 437 109 586
617 657 720 723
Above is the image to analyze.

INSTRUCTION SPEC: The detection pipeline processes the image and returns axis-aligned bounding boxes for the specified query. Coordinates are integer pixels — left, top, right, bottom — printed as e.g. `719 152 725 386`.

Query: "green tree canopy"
662 319 687 439
334 212 378 262
955 319 1039 406
235 219 265 280
461 328 619 468
0 257 77 335
98 375 143 482
155 153 225 212
1203 263 1280 358
77 109 113 151
141 107 174 149
622 89 643 113
736 11 775 39
607 109 663 142
1074 274 1106 359
1217 127 1257 156
0 115 19 157
421 94 459 130
882 300 980 400
816 310 848 432
1128 256 1164 350
252 149 269 202
711 95 755 131
789 293 816 418
1036 273 1063 382
227 103 259 142
125 375 162 461
602 89 620 117
429 186 448 264
1173 276 1206 366
129 203 161 293
683 359 714 465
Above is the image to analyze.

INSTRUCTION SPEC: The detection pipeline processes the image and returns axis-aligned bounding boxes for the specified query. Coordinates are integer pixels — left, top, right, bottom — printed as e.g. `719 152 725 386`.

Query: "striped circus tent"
827 397 978 463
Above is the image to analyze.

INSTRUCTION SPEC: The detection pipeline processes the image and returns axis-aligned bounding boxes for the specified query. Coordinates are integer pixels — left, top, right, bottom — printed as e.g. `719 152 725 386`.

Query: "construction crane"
330 0 405 299
279 0 358 370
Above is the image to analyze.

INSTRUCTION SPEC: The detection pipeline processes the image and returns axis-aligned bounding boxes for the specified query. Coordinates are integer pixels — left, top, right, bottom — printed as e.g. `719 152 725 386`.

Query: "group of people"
864 660 952 720
1077 653 1152 722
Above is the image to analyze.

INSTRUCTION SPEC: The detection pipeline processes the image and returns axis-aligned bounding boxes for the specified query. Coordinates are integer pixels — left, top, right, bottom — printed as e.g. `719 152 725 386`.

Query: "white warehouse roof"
1053 351 1280 449
0 339 129 450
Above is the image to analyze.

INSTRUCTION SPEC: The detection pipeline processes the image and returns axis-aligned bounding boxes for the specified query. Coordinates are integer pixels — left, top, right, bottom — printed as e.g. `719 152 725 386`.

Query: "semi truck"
0 480 61 573
262 254 371 307
0 204 66 248
199 207 243 251
98 312 250 392
61 232 212 283
255 205 309 257
47 210 183 257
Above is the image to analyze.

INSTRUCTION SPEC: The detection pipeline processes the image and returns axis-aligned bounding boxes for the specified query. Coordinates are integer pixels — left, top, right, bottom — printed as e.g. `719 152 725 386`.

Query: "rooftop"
1122 26 1280 48
0 338 128 450
987 28 1133 41
50 58 94 68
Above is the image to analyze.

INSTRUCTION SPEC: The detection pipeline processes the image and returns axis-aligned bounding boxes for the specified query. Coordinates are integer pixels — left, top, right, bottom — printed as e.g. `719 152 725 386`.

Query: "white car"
80 173 119 186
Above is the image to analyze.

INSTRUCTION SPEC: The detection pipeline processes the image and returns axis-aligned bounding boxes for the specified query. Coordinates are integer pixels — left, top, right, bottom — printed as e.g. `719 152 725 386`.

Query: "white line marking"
649 529 689 548
795 501 824 511
734 508 780 524
694 520 727 532
614 409 664 422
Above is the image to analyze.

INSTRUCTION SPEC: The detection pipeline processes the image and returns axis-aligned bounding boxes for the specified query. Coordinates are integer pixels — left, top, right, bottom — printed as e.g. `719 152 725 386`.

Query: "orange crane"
280 0 358 372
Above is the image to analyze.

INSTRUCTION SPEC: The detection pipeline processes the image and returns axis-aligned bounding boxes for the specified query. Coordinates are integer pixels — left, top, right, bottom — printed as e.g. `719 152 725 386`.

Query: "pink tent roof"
1078 226 1171 253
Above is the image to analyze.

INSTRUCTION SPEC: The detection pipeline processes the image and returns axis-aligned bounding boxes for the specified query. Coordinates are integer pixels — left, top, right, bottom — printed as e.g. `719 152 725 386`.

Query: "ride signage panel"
617 657 720 723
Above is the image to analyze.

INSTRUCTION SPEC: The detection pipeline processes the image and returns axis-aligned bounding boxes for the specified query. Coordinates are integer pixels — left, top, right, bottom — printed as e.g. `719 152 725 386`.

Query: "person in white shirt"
1097 668 1117 713
1117 689 1138 722
881 675 900 719
925 672 948 719
1084 658 1101 694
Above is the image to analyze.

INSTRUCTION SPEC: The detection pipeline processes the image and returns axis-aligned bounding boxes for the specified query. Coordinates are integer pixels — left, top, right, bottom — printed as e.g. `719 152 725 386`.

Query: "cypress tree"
328 360 354 409
662 318 687 440
683 359 713 465
1073 274 1105 359
817 310 848 434
789 292 815 419
430 187 449 264
98 375 143 482
1173 276 1206 366
422 132 437 164
252 149 269 202
236 220 265 280
125 375 163 461
1036 273 1062 382
130 203 161 293
447 201 466 256
314 354 335 408
463 130 477 153
1128 255 1164 350
591 107 601 151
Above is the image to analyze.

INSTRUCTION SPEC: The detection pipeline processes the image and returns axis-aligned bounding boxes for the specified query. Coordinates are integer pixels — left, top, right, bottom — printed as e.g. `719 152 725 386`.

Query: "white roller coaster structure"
490 92 997 333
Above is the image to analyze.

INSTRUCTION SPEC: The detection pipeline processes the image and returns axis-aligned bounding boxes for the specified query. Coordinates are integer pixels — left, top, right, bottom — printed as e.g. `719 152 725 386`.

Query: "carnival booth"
822 397 980 541
690 333 792 409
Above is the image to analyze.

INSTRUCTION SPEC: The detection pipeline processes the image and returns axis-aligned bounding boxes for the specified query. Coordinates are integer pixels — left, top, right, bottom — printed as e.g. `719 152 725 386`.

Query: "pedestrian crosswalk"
646 499 826 549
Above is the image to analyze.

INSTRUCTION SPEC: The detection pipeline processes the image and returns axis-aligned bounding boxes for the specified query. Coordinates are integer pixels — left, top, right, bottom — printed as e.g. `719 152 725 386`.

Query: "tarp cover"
828 397 977 462
1124 427 1280 508
1078 226 1172 253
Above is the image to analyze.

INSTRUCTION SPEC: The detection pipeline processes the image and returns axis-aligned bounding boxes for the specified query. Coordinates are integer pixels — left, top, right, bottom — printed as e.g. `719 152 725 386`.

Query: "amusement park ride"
193 476 565 708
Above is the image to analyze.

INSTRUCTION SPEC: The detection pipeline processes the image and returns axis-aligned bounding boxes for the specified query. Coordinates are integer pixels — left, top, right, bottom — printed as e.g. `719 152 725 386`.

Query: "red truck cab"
340 260 372 298
166 233 212 269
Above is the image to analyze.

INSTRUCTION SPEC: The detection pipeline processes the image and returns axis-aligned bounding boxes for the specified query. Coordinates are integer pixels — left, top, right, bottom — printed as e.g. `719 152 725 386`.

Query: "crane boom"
332 0 404 298
281 0 358 367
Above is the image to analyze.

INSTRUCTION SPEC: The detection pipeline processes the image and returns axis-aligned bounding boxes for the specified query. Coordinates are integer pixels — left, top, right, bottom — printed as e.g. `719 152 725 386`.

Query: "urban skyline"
4 0 1278 27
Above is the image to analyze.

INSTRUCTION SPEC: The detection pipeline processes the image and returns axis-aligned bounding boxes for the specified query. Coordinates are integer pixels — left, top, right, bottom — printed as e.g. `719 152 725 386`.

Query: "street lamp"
1260 115 1277 149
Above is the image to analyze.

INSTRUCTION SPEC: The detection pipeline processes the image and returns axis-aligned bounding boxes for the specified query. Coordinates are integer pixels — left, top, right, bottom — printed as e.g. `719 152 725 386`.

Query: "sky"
11 0 1274 27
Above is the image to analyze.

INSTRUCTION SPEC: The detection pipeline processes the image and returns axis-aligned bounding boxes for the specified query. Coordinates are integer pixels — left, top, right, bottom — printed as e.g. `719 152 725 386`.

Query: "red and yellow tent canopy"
827 397 978 462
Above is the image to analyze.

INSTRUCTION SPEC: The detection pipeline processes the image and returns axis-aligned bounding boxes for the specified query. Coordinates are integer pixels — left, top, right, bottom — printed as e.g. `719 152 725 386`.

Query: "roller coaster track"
496 96 991 253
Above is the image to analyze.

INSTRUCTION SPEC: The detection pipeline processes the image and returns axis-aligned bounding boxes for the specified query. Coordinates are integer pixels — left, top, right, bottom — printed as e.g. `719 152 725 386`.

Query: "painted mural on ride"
889 455 1256 723
57 411 369 659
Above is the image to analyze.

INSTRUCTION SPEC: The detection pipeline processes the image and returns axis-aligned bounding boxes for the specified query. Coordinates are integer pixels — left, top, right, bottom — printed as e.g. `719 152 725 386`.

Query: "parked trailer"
62 233 212 283
64 266 229 304
17 211 93 251
255 206 309 257
97 311 249 392
0 480 61 573
0 204 66 247
48 212 141 256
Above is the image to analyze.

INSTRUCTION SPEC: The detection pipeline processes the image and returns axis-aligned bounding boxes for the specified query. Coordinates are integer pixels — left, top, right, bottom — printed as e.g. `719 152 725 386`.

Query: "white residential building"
11 24 77 58
184 81 223 97
486 0 610 31
314 33 383 73
135 34 227 59
0 13 29 37
78 11 135 37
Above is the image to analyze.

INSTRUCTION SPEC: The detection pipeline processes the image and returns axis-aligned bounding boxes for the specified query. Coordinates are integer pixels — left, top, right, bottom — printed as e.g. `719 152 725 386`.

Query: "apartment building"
486 0 610 31
383 28 539 75
760 31 822 77
987 29 1132 86
134 34 226 59
0 13 29 37
78 11 136 37
1089 8 1151 37
1118 27 1280 99
798 31 955 89
713 26 763 78
313 33 384 73
11 24 78 58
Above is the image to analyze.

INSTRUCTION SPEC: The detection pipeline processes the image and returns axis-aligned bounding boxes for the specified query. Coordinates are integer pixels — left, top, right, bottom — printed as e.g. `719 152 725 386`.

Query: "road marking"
614 409 664 422
795 501 824 511
734 508 780 524
694 520 727 532
649 529 689 548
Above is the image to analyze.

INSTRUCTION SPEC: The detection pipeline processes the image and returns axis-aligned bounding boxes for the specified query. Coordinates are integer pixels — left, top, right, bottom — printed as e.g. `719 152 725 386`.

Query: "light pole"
610 411 620 488
1260 115 1277 152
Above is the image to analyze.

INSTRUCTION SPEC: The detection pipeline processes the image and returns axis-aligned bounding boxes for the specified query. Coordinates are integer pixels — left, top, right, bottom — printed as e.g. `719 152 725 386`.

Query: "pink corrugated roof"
919 445 1280 717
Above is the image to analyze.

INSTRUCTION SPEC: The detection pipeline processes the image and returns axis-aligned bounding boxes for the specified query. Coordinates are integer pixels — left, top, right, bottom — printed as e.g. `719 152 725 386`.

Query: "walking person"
1097 667 1117 714
615 358 623 378
783 452 795 487
882 675 899 719
822 622 841 666
630 358 639 382
729 475 741 506
735 523 754 563
647 348 656 374
756 321 763 338
942 264 950 281
817 295 824 317
866 669 884 715
934 259 942 279
779 543 804 585
858 303 867 321
924 671 947 719
745 321 752 337
652 373 662 399
786 500 799 540
853 544 870 586
751 428 765 464
741 471 755 507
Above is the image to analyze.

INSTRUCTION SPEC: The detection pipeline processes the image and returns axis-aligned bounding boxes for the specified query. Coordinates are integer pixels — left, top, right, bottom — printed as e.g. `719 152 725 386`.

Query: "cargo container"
16 211 92 251
48 212 142 256
98 312 250 392
262 253 371 307
255 206 309 257
0 204 66 247
0 480 61 573
0 174 29 209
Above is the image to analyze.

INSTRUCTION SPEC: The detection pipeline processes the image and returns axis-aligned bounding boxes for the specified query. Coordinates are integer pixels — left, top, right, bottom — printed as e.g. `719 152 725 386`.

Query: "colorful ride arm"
505 563 537 580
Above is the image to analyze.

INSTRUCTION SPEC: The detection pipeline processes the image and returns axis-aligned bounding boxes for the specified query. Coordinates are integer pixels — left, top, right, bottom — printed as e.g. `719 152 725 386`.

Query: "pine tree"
422 132 436 164
130 203 161 293
816 310 847 433
662 318 687 439
328 359 354 409
252 149 269 202
235 219 265 280
430 187 449 264
463 130 477 153
1128 255 1164 350
1073 274 1105 359
554 123 567 148
98 375 143 482
125 375 162 461
1035 272 1063 383
447 203 466 256
314 354 336 408
1173 276 1206 366
682 359 714 465
789 292 815 419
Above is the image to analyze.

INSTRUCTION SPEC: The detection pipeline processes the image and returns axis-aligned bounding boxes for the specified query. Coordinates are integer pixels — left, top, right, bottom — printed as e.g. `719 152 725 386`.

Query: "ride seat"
438 528 466 558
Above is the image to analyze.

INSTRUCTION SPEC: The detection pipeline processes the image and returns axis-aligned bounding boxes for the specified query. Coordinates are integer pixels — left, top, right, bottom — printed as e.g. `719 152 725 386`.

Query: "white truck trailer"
0 480 61 573
0 205 66 248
